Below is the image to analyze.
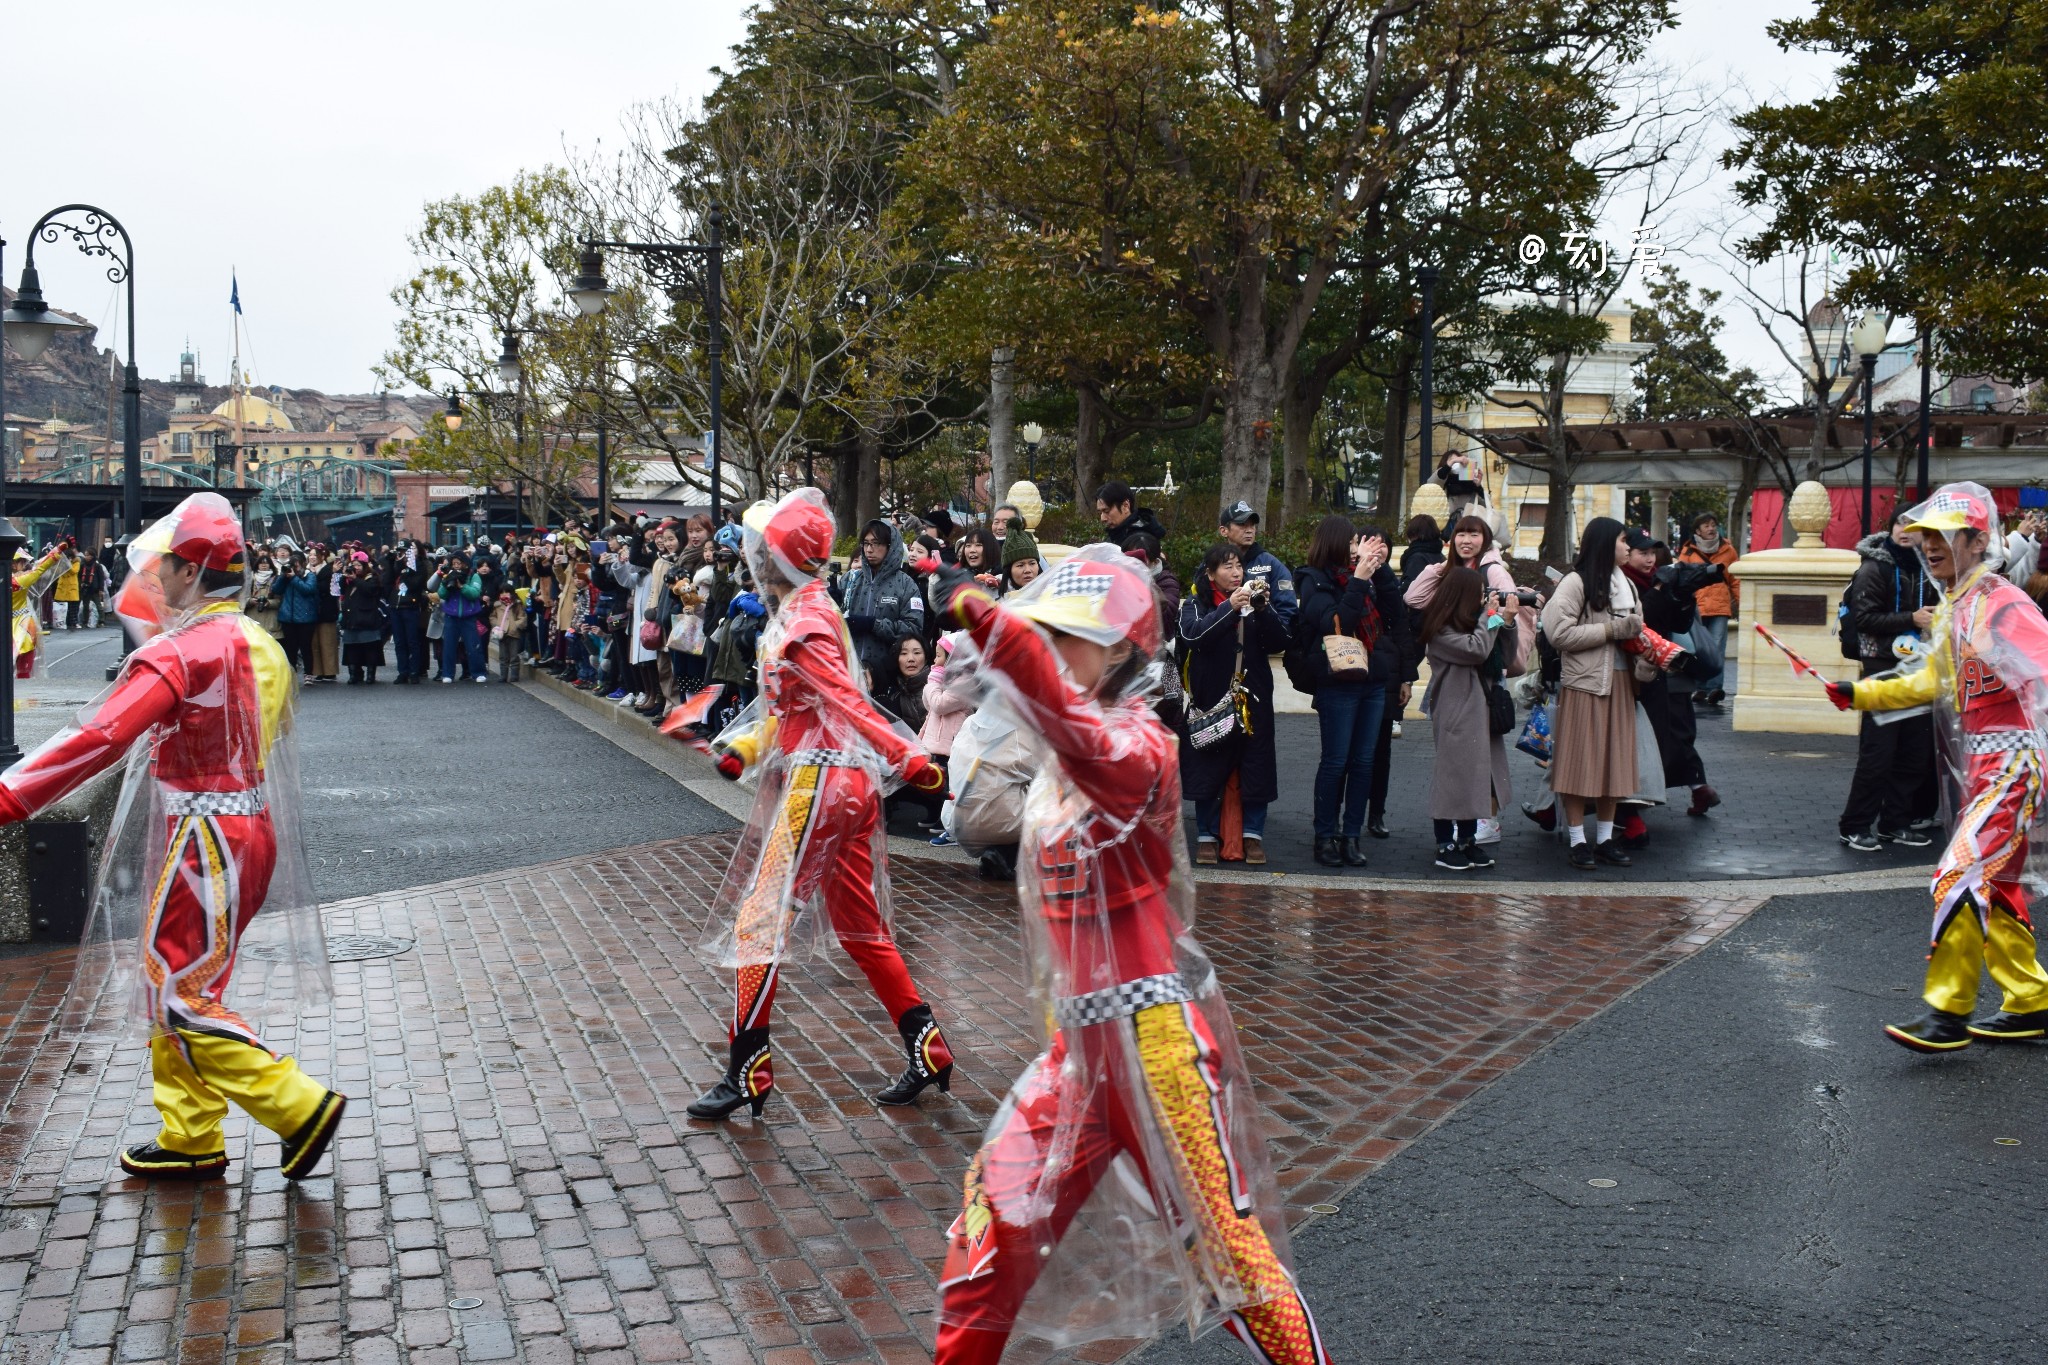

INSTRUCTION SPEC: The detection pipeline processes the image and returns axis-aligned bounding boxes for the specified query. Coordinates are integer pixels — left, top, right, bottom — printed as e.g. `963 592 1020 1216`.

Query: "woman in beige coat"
1538 516 1642 870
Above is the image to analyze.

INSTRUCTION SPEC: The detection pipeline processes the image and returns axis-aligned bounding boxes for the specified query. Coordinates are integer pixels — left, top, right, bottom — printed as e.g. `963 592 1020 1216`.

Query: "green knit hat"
1001 527 1040 570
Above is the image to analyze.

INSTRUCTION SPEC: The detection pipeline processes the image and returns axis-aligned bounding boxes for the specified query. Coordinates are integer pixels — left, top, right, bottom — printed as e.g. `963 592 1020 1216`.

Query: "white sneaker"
1475 817 1501 845
441 677 454 685
1391 719 1404 739
473 675 488 684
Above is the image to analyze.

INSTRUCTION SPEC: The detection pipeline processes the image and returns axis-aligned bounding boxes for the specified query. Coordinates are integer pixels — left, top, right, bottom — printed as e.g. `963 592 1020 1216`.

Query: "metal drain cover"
242 934 415 963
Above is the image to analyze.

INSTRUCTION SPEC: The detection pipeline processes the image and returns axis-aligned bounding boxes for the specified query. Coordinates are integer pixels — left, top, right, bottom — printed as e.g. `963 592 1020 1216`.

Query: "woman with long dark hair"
1539 516 1643 869
1293 514 1403 866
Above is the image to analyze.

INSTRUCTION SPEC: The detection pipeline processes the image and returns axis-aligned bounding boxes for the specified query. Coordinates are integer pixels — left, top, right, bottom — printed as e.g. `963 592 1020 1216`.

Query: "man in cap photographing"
1218 500 1298 632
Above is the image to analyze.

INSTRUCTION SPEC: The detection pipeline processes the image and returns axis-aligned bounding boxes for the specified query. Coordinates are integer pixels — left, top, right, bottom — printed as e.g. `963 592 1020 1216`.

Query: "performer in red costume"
1826 481 2048 1050
927 547 1329 1365
688 489 953 1120
0 493 346 1180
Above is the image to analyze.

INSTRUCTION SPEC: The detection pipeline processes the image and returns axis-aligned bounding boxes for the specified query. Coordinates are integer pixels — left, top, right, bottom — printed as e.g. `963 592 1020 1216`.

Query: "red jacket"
2 605 289 821
960 594 1185 989
763 579 918 770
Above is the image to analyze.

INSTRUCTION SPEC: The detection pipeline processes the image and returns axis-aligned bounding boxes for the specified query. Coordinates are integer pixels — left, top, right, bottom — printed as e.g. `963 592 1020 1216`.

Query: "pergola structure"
1481 413 2048 490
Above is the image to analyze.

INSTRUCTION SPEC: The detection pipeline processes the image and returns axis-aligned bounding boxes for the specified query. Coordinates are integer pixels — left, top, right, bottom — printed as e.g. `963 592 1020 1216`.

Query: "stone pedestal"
1729 480 1859 735
1004 479 1079 565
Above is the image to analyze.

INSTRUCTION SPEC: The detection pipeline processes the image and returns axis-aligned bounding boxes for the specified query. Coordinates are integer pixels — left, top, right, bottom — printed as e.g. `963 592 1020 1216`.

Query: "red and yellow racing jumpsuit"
0 603 330 1157
934 598 1328 1365
11 547 63 678
714 578 947 1098
1852 571 2048 1018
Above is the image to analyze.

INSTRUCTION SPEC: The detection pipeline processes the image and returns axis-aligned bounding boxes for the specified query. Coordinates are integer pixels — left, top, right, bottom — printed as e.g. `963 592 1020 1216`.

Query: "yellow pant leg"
157 1030 327 1150
1984 905 2048 1014
151 1035 231 1155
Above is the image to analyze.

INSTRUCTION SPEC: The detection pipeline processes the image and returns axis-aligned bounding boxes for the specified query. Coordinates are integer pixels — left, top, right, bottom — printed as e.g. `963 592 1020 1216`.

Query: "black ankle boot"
1884 1008 1973 1053
1313 837 1344 867
1968 1007 2048 1041
1341 837 1369 867
875 1005 955 1105
688 1028 773 1119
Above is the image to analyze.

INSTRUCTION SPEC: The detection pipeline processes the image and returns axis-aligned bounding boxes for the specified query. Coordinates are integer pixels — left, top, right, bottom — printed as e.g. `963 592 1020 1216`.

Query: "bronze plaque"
1771 594 1828 627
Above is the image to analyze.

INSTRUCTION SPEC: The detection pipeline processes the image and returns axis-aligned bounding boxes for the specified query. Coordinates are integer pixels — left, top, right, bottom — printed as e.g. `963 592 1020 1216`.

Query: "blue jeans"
1695 615 1730 693
1312 683 1387 839
441 613 487 680
391 607 422 678
1194 797 1267 841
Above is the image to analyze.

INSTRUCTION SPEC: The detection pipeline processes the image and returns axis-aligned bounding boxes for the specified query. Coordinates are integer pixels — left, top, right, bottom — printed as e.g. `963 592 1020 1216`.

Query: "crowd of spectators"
56 478 2030 880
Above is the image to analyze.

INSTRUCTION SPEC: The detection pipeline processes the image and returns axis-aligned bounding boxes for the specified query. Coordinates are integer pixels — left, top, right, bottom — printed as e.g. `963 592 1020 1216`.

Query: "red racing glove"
1824 680 1856 712
715 752 745 781
902 752 946 795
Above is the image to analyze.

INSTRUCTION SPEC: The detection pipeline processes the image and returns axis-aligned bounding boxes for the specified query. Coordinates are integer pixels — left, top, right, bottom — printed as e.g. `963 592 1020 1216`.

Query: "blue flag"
230 273 241 315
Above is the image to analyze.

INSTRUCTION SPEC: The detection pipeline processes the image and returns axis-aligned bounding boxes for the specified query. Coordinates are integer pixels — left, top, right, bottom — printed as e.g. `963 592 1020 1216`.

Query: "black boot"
1341 837 1369 867
280 1090 349 1181
688 1028 773 1119
119 1141 228 1181
875 1005 955 1105
1966 1008 2048 1041
1884 1008 1973 1053
1313 837 1345 867
1366 813 1389 839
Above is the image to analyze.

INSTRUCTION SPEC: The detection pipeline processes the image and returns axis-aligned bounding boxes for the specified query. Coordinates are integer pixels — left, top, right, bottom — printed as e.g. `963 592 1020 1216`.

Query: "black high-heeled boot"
687 1028 773 1120
875 1005 955 1105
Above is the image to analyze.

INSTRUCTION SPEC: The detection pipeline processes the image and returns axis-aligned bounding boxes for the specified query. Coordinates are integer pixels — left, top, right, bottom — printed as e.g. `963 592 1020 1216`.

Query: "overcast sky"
8 0 1834 403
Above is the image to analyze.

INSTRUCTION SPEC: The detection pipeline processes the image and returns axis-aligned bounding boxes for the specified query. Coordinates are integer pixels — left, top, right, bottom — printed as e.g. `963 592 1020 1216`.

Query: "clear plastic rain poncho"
697 489 919 969
936 546 1307 1353
0 494 332 1041
1881 482 2048 919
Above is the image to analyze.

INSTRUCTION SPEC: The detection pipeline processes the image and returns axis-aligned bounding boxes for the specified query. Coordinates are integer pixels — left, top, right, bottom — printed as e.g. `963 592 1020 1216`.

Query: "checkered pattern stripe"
159 788 267 817
1967 730 2045 756
787 748 864 769
1052 972 1192 1029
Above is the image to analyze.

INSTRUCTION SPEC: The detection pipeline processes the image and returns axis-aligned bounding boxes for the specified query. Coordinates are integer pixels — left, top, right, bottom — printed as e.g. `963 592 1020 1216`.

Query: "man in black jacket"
1094 481 1168 550
1839 515 1941 851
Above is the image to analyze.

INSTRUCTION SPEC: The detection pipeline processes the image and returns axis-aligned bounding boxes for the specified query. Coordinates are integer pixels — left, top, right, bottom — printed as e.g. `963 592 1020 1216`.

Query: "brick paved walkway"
0 836 1760 1364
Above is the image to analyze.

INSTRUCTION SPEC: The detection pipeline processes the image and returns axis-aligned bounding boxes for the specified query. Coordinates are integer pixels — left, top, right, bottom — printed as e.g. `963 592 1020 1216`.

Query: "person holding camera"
1419 569 1515 869
1179 543 1289 865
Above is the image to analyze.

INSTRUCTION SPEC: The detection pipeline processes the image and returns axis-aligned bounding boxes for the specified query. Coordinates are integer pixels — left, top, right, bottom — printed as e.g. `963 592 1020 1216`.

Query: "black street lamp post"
4 207 142 536
1915 324 1933 501
1417 265 1440 489
568 207 726 522
444 363 524 541
0 232 26 765
1850 312 1888 538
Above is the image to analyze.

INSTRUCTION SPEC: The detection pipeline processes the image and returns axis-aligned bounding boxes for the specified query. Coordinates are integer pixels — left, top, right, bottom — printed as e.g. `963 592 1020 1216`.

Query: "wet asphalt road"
1134 884 2048 1365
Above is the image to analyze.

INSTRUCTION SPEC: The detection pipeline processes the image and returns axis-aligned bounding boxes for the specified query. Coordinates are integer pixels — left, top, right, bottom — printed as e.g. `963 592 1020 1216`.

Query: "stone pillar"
1728 479 1859 734
1649 488 1671 544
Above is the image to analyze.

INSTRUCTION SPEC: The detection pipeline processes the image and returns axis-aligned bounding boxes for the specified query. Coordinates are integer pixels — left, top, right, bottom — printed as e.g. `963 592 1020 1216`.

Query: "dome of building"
210 391 295 430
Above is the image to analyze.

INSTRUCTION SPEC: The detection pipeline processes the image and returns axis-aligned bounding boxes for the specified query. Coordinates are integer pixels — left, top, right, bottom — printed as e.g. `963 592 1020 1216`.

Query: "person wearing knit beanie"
1000 526 1041 591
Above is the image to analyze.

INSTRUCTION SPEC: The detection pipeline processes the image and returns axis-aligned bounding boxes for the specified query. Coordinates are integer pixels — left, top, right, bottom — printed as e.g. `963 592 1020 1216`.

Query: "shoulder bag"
1322 616 1372 683
1185 617 1251 750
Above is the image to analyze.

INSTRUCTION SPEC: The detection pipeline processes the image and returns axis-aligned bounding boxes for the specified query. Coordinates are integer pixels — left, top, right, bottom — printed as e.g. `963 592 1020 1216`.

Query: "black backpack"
1282 569 1326 694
